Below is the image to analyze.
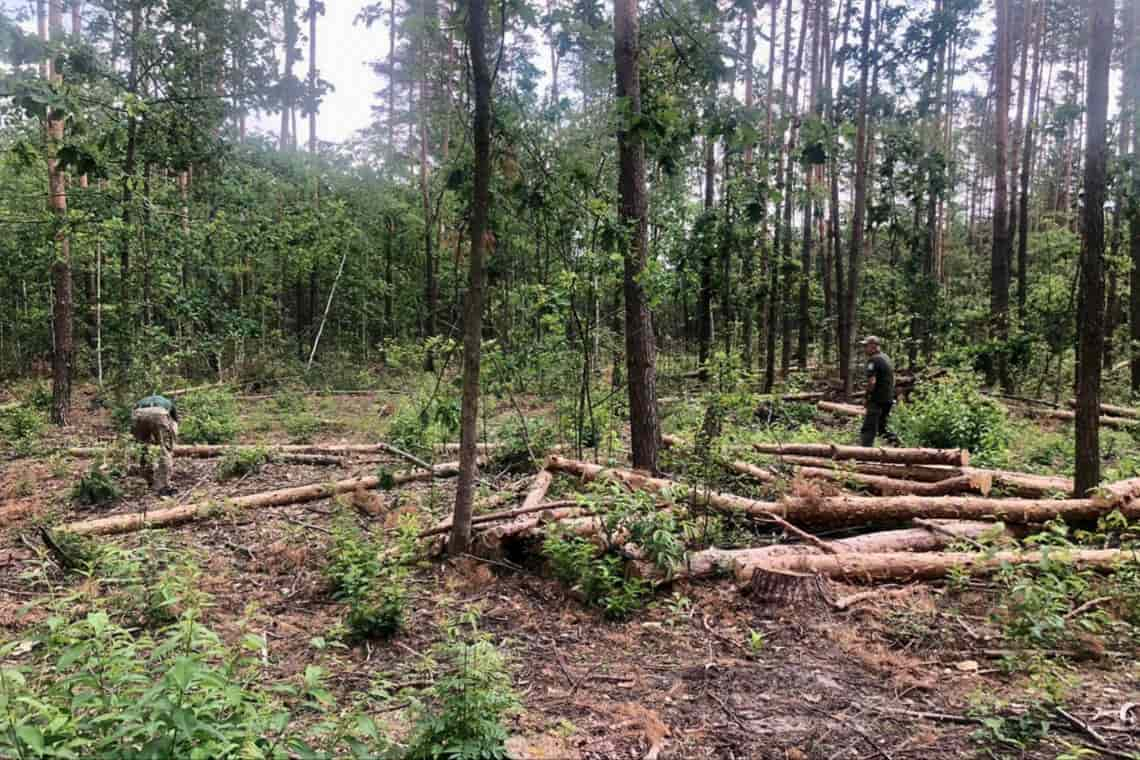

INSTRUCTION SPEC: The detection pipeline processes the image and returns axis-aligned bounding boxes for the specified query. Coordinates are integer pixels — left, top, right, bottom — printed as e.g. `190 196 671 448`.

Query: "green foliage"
0 404 45 456
72 462 123 506
543 530 650 620
0 607 388 759
404 619 519 760
284 412 326 443
178 389 241 445
216 446 271 480
386 392 462 457
893 373 1011 466
324 512 415 641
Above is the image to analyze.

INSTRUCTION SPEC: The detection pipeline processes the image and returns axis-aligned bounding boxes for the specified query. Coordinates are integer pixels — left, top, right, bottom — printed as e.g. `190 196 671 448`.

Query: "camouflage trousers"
131 407 178 492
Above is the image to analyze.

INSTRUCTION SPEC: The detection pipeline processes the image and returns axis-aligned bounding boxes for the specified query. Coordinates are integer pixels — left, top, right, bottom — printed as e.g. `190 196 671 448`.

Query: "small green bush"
893 372 1011 466
325 513 413 641
543 530 649 619
285 413 326 443
386 393 461 456
178 388 241 444
0 405 45 456
216 446 271 480
72 463 123 506
404 622 519 760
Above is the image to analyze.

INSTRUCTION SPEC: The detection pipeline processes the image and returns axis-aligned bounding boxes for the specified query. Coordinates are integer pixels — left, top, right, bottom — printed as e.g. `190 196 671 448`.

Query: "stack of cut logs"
50 433 1140 594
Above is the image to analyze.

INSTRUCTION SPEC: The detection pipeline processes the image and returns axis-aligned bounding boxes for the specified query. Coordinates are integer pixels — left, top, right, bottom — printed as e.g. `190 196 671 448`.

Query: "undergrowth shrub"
0 606 388 758
543 530 650 620
325 513 417 640
216 446 271 480
404 616 519 760
0 404 45 456
72 461 123 506
285 412 326 443
178 388 241 444
386 392 461 456
893 372 1011 466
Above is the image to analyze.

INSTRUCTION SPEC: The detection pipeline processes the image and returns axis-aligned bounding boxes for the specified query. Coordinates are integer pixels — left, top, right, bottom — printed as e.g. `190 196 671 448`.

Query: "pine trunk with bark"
448 0 492 555
47 0 71 425
990 0 1012 391
615 0 661 472
1074 0 1113 495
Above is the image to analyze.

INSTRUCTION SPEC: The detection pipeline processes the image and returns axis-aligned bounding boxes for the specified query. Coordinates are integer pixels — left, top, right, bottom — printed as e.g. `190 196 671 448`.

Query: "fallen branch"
418 497 582 539
732 547 1137 583
751 442 970 466
647 521 1003 582
67 442 426 464
817 401 864 418
59 461 470 536
547 455 1112 529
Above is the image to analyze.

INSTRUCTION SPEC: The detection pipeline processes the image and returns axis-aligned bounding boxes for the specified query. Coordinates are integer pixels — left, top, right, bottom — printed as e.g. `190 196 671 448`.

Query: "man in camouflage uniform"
131 394 179 493
859 336 900 447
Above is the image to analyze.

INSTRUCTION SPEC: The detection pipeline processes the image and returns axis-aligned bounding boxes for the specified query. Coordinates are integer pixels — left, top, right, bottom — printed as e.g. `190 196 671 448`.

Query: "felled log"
793 466 991 496
473 507 593 556
751 442 970 467
1067 400 1140 420
727 460 778 483
772 455 958 483
772 456 1072 498
817 401 864 418
547 455 1120 528
59 461 469 536
645 520 1003 581
520 469 555 512
1042 410 1137 430
732 548 1135 584
67 443 417 459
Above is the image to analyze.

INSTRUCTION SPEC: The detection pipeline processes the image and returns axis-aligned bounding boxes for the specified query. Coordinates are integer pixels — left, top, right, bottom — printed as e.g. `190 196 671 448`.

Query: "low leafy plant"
216 446 271 480
285 412 326 443
178 388 241 444
0 404 45 456
324 513 413 640
386 392 462 456
72 462 123 506
893 372 1011 466
543 530 649 620
404 618 519 760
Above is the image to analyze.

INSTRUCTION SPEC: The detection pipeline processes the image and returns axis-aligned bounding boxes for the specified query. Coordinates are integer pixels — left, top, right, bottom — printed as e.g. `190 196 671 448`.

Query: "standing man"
131 394 179 494
859 336 899 447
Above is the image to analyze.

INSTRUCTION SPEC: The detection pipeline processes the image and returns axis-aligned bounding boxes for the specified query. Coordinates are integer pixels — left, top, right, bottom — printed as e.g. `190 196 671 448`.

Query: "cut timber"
546 456 1118 528
751 442 969 466
67 443 419 460
473 507 593 556
273 454 346 466
727 460 778 483
817 401 864 417
520 469 555 512
59 461 468 536
1067 400 1140 419
435 442 502 454
732 548 1137 584
1042 410 1137 430
772 456 1071 498
647 521 1002 581
793 466 991 496
748 567 832 606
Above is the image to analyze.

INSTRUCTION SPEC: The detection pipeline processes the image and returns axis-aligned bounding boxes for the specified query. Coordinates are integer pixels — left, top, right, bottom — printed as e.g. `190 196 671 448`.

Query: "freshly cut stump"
748 567 832 607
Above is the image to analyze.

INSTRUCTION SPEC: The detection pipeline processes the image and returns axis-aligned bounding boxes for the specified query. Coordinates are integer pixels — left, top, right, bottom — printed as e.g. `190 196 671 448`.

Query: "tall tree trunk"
842 0 873 399
1017 0 1045 319
741 5 757 370
1074 0 1113 495
48 0 71 424
119 1 141 387
781 0 807 377
419 46 437 369
990 0 1012 391
280 0 296 150
769 0 793 389
1127 0 1140 394
830 0 849 383
308 1 318 153
797 0 819 369
1009 0 1029 316
763 0 780 389
615 0 660 471
449 0 492 553
698 136 715 379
